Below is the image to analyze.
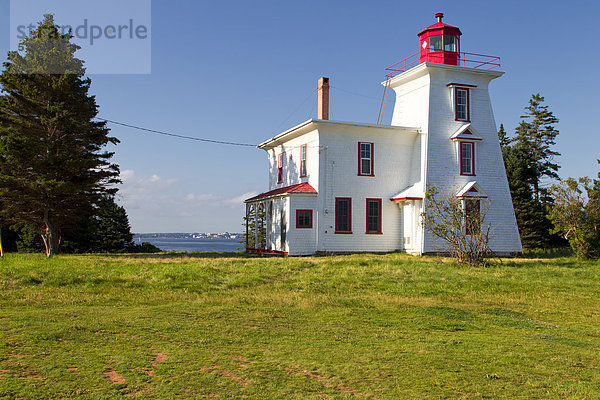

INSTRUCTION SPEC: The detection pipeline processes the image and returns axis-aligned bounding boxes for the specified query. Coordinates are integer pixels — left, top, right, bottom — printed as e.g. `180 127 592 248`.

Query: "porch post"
245 203 249 252
254 203 259 250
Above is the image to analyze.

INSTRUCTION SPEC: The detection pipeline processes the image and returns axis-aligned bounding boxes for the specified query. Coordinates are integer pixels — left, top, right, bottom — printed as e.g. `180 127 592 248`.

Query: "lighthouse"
245 13 522 256
386 12 522 254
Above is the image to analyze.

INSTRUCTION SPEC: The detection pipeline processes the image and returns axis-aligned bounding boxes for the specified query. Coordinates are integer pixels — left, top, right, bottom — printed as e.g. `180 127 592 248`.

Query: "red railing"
384 51 501 80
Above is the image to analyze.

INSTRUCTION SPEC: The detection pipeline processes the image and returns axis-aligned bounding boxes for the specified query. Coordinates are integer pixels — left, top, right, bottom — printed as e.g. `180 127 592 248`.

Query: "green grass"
1 252 599 399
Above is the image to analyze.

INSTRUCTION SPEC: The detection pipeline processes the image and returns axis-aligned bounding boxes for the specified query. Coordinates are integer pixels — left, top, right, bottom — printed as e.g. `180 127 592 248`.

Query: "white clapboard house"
245 13 522 256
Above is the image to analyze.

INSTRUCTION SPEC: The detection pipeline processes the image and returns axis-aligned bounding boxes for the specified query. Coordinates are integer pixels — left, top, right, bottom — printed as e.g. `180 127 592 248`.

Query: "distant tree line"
0 15 159 256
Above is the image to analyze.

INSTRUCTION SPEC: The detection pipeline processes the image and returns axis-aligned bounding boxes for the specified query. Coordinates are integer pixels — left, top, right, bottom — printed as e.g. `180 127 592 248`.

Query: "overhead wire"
96 86 381 149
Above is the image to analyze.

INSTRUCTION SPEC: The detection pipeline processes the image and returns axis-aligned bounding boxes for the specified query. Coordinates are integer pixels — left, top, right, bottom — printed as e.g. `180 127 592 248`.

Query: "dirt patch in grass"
282 364 378 399
152 352 166 367
199 364 250 386
104 369 126 384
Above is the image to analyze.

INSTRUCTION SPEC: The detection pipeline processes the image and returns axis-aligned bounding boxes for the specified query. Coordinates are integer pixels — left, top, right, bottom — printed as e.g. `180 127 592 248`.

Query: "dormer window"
460 142 475 175
451 124 482 177
455 87 470 121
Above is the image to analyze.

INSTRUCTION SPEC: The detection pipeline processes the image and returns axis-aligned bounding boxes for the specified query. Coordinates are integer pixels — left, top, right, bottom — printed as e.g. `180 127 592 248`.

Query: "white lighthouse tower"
386 12 522 254
245 13 522 256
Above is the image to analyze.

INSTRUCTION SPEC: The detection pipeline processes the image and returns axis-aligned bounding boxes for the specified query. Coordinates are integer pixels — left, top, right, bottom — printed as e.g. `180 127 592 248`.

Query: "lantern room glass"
428 35 459 53
444 35 457 52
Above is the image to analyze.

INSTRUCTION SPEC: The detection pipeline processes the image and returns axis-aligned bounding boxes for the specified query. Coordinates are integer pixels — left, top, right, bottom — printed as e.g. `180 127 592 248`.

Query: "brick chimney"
318 77 329 120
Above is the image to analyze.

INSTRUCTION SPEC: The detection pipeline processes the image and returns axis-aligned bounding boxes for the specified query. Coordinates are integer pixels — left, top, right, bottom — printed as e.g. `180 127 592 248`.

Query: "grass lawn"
0 252 599 399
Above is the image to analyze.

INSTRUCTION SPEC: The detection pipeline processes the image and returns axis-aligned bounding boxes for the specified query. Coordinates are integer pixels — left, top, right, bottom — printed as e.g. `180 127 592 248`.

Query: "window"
465 199 481 235
455 87 469 121
366 199 382 234
444 35 457 52
296 209 313 229
429 35 443 51
277 153 283 183
300 144 307 177
335 198 352 234
460 142 475 175
358 142 374 176
428 35 458 52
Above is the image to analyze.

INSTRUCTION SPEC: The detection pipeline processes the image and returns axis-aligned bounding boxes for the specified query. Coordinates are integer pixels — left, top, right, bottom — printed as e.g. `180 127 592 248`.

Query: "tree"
92 196 134 252
548 166 600 259
421 186 494 266
61 196 134 253
0 15 120 257
242 202 266 250
497 123 511 148
514 94 560 204
498 95 564 249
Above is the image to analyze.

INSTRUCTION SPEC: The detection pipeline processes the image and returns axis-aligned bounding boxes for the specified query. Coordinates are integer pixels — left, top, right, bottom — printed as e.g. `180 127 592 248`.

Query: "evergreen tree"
61 196 134 253
514 94 560 203
0 15 120 257
92 196 134 252
497 123 511 148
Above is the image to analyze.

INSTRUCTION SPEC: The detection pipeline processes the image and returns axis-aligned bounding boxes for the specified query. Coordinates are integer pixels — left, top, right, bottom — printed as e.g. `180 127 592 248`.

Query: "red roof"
245 183 317 202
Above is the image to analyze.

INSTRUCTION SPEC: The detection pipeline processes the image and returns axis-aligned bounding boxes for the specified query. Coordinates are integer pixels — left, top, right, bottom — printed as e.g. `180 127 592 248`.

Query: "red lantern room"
418 12 462 66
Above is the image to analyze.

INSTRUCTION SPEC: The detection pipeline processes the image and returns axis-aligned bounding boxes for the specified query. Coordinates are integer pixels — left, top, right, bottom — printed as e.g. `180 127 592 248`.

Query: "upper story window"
366 199 382 234
300 144 307 177
277 153 283 183
358 142 374 176
460 141 475 176
455 87 470 121
335 197 352 234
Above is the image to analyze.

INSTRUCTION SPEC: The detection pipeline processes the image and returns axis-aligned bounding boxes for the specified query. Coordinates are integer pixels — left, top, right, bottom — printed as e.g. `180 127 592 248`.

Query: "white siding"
315 125 420 253
266 130 320 192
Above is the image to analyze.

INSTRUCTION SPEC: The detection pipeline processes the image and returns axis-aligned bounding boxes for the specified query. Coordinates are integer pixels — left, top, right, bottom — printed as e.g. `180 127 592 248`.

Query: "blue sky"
0 0 598 233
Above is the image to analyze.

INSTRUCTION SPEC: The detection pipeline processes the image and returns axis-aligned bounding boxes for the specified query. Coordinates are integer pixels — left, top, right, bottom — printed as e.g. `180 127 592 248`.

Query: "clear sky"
0 0 598 233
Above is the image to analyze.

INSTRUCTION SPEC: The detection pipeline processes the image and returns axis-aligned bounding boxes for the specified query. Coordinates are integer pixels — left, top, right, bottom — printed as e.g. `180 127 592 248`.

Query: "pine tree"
0 15 120 257
497 123 511 148
514 94 560 204
92 196 134 252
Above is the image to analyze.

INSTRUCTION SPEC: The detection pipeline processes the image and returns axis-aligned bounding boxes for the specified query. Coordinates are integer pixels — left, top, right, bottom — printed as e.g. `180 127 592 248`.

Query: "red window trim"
335 197 352 234
358 142 374 177
277 153 283 184
299 144 307 178
454 87 470 122
365 198 383 234
296 209 313 229
459 141 476 176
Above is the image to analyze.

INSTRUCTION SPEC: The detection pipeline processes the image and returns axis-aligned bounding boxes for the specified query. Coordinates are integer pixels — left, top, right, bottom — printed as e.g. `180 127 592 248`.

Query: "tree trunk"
41 210 59 257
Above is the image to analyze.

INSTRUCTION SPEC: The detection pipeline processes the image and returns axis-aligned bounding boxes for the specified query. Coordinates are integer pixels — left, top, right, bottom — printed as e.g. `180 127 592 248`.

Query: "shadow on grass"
99 251 252 260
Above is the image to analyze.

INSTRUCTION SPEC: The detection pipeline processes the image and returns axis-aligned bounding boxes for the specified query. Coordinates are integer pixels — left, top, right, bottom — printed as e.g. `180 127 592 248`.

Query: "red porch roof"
245 182 317 202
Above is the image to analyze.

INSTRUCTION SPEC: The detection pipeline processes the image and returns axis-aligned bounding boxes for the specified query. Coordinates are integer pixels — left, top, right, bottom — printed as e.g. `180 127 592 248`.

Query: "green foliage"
15 224 45 253
548 166 600 259
60 196 134 253
242 202 267 249
422 186 493 266
130 241 162 253
0 253 600 398
0 15 120 257
498 94 564 249
514 93 561 203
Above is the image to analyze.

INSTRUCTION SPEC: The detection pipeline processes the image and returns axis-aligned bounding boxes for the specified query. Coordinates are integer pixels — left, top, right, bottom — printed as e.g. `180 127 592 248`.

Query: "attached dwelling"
245 13 522 256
